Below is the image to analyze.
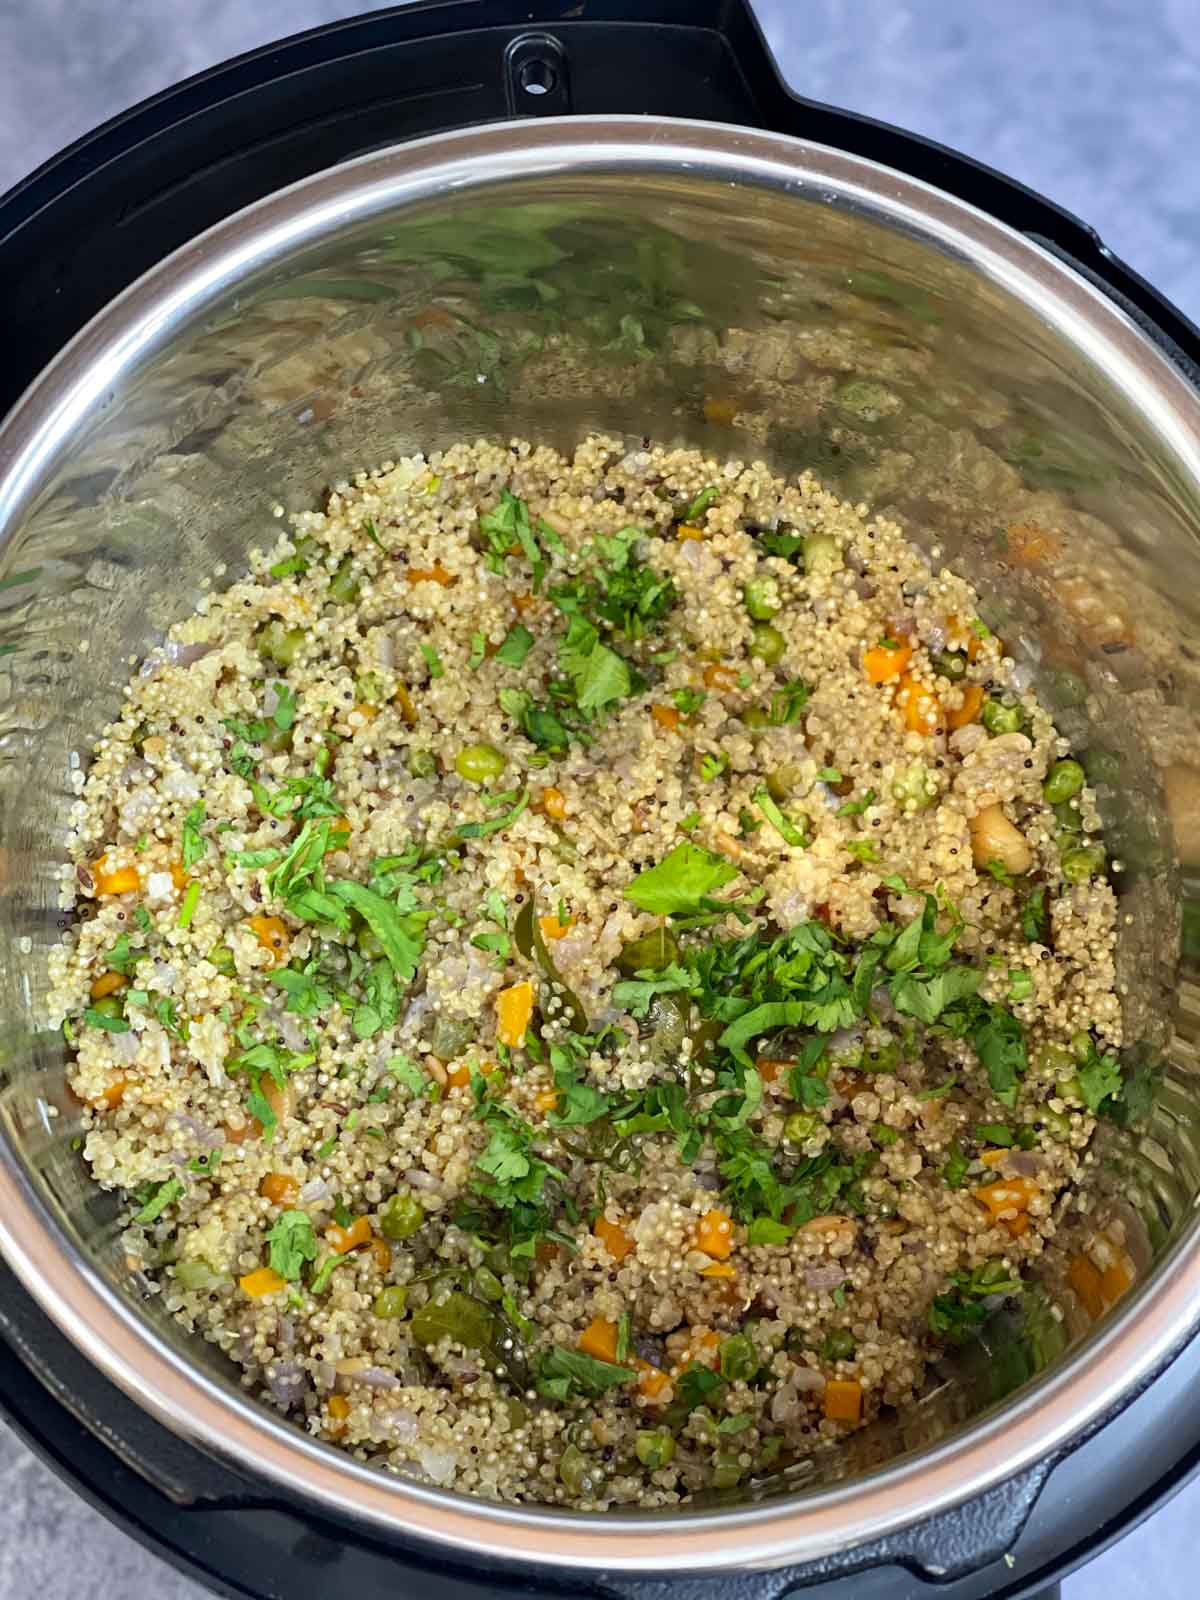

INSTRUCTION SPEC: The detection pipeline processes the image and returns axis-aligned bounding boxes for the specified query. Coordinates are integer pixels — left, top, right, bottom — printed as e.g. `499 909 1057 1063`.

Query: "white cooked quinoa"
49 435 1131 1507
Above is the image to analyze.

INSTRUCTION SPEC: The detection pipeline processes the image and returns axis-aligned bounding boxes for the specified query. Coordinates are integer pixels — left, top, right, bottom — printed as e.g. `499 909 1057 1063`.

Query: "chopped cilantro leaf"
495 624 535 667
623 842 738 916
135 1176 183 1223
182 801 208 869
267 1209 318 1280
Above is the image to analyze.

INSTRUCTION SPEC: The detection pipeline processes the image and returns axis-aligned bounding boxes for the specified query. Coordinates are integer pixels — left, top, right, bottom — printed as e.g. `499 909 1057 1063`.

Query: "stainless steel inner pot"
1 116 1199 1574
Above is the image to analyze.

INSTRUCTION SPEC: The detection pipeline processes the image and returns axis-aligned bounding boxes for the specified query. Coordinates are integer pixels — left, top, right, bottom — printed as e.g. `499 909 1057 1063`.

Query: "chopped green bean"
1043 759 1085 805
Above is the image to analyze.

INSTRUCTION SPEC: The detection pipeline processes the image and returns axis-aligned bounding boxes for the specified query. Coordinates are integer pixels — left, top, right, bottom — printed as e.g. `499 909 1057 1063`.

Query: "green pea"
90 994 125 1021
1043 759 1085 805
257 620 305 667
373 1285 409 1319
328 555 361 605
559 1442 603 1498
802 533 842 576
931 649 967 681
456 743 507 784
718 1334 758 1382
712 1450 743 1489
741 706 770 730
1061 844 1105 883
473 1266 504 1303
379 1192 425 1240
1035 1042 1075 1078
820 1327 857 1361
174 1259 220 1291
784 1112 819 1143
749 623 786 666
202 941 233 976
635 1429 676 1470
355 671 385 704
981 698 1022 735
1053 800 1083 838
766 762 806 802
408 749 438 779
744 577 780 621
891 759 935 813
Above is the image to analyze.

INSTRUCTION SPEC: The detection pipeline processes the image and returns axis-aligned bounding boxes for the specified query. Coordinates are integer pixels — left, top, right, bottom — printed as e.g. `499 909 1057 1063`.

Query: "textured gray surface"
0 1 1196 1596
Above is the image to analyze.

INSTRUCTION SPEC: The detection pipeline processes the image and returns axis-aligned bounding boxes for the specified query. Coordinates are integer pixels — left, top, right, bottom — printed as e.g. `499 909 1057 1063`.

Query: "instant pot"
2 3 1200 1597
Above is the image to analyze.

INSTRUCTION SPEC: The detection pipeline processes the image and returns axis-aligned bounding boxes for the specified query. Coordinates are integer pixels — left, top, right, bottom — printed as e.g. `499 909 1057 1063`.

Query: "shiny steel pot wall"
0 118 1199 1571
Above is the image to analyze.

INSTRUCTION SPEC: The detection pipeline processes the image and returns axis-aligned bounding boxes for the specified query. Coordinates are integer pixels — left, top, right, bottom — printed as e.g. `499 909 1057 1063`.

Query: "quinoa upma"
50 435 1137 1506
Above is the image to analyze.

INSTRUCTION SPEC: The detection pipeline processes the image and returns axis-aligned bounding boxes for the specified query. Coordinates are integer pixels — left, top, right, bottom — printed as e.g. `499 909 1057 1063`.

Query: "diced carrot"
352 702 379 724
650 703 682 733
513 590 537 615
975 1176 1039 1219
447 1063 471 1089
864 642 912 683
823 1378 863 1423
406 563 456 586
368 1238 393 1272
676 524 706 541
327 1216 372 1255
756 1057 792 1084
259 1173 299 1206
92 855 140 896
170 861 189 891
394 684 418 725
703 396 738 425
579 1316 619 1363
594 1216 634 1263
89 971 127 1001
1004 1213 1032 1238
249 914 290 965
540 785 568 821
702 663 739 691
496 980 534 1048
635 1359 671 1400
677 1328 722 1369
1005 522 1062 568
1069 1254 1106 1319
700 1261 737 1279
240 1266 286 1298
534 1088 560 1114
946 684 984 730
260 1074 294 1129
695 1208 734 1260
327 1392 351 1435
89 1074 128 1111
896 671 939 735
330 816 352 837
1101 1258 1134 1304
979 1148 1008 1168
539 914 573 941
223 1118 254 1145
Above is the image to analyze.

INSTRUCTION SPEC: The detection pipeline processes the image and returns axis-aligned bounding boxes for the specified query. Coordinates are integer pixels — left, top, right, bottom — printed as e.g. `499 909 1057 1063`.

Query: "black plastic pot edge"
3 3 1200 1597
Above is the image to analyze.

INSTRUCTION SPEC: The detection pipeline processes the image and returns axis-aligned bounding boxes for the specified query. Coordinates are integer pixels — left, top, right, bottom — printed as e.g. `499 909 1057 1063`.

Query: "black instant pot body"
2 4 1199 1597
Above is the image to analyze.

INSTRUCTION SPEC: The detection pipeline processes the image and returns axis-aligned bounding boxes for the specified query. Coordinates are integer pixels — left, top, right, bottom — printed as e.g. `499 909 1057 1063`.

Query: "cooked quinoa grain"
50 436 1133 1506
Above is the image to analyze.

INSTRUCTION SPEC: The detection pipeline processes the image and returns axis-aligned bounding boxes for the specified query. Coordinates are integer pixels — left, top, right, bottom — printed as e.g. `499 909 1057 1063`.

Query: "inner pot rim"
1 113 1199 1572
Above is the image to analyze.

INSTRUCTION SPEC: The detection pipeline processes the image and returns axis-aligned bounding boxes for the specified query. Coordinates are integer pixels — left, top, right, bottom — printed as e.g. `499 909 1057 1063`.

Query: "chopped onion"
299 1176 331 1205
403 1168 438 1191
165 1112 221 1148
265 1360 306 1406
790 1366 828 1393
415 1444 458 1485
356 1366 402 1389
804 1264 845 1291
385 1408 420 1444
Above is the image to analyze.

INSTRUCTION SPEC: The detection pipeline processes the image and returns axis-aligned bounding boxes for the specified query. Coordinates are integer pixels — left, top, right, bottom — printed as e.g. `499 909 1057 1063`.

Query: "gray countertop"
0 2 1196 1595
